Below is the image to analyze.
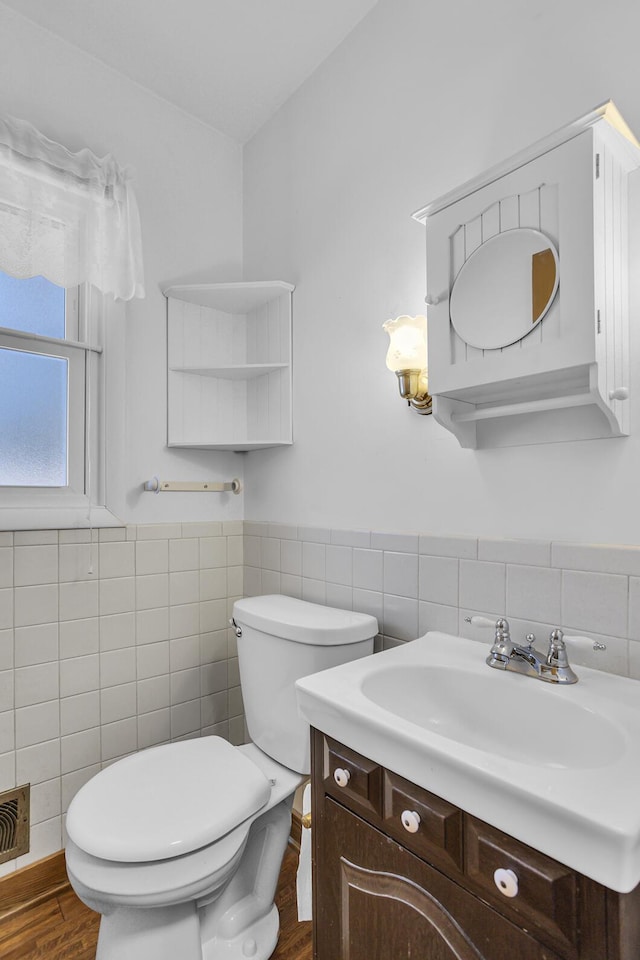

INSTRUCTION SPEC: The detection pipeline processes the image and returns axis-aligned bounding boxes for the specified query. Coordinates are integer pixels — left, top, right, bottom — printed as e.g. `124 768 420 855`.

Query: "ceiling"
1 0 379 142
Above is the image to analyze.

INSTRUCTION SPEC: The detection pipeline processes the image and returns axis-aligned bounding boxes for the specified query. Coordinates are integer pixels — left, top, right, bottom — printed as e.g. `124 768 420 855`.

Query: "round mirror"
449 228 559 351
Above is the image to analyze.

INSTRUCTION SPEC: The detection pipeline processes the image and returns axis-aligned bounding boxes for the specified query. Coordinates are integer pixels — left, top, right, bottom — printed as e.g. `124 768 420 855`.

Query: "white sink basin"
361 664 627 769
296 632 640 893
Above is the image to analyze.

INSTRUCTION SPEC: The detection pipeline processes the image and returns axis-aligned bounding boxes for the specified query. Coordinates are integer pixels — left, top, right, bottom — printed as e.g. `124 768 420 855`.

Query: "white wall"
0 8 250 870
242 0 640 544
0 3 244 525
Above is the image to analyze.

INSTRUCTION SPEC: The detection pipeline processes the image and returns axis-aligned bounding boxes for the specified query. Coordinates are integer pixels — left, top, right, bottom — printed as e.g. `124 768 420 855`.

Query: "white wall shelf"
164 281 294 451
413 101 640 448
168 362 289 380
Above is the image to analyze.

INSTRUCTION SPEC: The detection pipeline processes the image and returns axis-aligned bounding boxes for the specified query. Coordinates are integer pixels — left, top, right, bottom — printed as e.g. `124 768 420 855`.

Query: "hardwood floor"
272 846 313 960
0 845 312 960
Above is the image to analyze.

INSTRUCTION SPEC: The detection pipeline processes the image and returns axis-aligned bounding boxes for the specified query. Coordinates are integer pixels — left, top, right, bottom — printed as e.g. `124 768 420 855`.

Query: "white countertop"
296 632 640 893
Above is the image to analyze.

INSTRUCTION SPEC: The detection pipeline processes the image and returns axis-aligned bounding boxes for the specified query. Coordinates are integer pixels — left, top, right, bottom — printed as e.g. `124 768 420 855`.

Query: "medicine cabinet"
164 281 294 451
413 101 640 448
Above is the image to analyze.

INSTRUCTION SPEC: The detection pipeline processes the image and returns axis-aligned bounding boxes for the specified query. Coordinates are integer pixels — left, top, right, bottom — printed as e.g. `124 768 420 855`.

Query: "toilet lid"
66 737 272 862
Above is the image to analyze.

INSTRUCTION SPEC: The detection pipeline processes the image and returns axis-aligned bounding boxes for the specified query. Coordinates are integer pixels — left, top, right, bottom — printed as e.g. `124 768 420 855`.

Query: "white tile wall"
353 549 383 592
506 565 562 623
244 521 640 689
384 553 418 599
5 516 640 876
280 540 302 576
459 560 506 613
136 539 169 576
418 556 458 606
562 570 628 637
0 522 243 874
383 593 418 641
302 542 326 581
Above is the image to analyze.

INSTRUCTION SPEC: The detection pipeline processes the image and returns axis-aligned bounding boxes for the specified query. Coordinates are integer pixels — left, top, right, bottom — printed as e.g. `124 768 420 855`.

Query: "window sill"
0 505 124 531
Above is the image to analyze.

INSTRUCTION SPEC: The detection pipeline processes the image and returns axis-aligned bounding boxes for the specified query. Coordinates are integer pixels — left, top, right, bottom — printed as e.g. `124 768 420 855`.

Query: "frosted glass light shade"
383 315 428 372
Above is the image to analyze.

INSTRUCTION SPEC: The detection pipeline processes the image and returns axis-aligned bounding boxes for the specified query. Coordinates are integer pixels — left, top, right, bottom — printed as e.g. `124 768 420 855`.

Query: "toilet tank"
232 595 377 774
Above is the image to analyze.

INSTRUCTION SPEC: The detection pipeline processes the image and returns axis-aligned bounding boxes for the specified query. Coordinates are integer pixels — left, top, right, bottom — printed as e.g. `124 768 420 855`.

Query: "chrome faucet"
465 616 606 685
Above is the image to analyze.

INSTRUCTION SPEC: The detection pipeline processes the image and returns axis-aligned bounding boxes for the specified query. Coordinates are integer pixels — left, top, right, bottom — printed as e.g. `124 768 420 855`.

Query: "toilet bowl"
65 595 378 960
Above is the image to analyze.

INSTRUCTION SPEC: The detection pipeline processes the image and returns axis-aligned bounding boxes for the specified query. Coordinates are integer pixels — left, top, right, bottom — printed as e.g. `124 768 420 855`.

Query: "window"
0 271 83 488
0 115 144 528
0 270 104 526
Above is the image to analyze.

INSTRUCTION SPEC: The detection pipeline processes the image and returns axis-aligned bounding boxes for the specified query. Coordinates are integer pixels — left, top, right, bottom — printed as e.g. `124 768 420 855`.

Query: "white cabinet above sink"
413 102 640 448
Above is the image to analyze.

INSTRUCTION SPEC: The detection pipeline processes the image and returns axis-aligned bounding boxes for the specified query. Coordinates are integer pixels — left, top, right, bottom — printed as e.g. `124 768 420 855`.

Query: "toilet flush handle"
230 617 242 638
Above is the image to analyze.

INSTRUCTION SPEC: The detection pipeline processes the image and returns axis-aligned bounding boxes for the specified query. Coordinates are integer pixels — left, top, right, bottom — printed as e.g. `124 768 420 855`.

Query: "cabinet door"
425 131 596 399
315 797 562 960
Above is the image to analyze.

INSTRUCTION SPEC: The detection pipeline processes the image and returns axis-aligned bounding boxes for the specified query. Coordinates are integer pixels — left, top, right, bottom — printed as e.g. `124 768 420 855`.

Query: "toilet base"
96 900 201 960
202 903 279 960
95 901 280 960
87 798 293 960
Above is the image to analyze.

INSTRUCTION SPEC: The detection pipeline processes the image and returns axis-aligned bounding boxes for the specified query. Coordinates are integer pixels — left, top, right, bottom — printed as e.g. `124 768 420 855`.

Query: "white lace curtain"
0 115 144 301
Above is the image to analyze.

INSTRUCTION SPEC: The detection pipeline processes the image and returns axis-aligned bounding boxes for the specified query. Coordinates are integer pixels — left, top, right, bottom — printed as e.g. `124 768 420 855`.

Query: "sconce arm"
395 370 432 415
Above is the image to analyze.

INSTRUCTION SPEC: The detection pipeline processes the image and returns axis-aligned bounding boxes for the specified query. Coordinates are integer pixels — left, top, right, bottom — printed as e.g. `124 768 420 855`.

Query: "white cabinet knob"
333 768 351 788
609 387 629 401
400 810 421 834
493 868 519 898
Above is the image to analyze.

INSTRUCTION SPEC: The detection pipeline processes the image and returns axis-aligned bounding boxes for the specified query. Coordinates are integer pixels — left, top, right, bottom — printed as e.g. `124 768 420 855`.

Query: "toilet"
65 595 377 960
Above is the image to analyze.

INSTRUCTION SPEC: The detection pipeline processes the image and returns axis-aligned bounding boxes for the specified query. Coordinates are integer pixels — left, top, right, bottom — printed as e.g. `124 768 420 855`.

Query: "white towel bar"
143 477 241 494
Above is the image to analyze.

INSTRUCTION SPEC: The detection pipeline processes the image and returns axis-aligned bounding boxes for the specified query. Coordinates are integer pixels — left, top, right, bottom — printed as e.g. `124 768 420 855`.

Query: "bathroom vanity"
311 729 640 960
295 631 640 960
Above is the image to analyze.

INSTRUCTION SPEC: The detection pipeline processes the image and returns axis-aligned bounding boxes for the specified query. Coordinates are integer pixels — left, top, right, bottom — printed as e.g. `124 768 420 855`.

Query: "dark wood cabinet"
311 729 640 960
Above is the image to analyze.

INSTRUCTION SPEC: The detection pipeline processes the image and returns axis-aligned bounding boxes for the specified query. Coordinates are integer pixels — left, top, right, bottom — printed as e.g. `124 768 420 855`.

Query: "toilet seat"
66 736 271 862
65 744 303 912
65 820 250 908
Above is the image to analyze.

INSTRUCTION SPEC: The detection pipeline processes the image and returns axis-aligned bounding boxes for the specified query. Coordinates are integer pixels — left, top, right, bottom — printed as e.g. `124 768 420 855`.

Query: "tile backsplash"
243 523 640 681
0 522 243 875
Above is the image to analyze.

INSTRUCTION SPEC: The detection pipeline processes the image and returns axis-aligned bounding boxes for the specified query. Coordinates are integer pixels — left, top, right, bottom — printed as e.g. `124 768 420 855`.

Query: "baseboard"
0 850 69 920
0 828 302 921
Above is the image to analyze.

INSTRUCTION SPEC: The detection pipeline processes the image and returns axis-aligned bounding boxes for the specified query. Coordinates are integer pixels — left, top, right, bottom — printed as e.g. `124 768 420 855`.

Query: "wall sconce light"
383 314 432 415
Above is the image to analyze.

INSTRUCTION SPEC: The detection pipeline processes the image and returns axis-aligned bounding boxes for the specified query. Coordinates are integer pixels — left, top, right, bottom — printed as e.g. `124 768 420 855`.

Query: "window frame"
0 281 121 530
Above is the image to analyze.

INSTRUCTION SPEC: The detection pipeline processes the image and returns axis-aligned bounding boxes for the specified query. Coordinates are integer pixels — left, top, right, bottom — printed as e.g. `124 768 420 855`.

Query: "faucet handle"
464 615 496 628
558 633 607 654
547 628 569 668
547 628 607 658
465 616 511 655
465 615 510 637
